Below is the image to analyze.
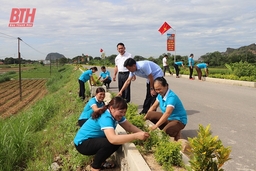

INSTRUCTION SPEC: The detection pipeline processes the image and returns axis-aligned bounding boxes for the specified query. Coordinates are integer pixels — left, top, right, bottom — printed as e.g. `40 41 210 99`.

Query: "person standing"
74 96 149 171
77 87 105 127
173 60 184 78
144 77 187 141
195 62 209 80
113 43 133 103
188 54 195 80
78 67 98 100
162 54 173 76
98 66 112 89
117 58 163 114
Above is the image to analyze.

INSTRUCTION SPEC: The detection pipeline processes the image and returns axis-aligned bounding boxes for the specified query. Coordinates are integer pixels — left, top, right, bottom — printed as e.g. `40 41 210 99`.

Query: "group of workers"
75 42 208 171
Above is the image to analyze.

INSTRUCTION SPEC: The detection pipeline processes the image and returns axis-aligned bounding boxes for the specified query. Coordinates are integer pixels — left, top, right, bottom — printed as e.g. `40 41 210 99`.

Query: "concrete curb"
177 74 256 88
115 125 151 171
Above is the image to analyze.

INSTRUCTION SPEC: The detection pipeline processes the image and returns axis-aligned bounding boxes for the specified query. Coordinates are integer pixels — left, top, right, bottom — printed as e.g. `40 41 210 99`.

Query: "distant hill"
45 53 65 60
223 43 256 55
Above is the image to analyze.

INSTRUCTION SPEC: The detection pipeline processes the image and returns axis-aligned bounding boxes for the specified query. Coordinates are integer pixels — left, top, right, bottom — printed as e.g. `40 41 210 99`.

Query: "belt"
119 71 129 74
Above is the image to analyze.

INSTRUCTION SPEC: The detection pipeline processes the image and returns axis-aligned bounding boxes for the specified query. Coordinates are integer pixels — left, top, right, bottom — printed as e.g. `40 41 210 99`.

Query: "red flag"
158 22 171 35
100 48 103 52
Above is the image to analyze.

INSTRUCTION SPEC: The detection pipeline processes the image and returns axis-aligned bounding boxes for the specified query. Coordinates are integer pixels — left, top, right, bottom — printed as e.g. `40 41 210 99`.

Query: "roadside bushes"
0 71 16 83
126 104 231 171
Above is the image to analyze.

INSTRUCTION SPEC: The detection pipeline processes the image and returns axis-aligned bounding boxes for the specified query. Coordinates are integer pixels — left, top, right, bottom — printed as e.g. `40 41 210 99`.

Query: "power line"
21 39 46 55
0 32 17 39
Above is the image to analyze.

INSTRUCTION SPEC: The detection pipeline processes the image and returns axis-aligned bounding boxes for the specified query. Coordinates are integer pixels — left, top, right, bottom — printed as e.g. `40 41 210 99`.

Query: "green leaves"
188 124 231 171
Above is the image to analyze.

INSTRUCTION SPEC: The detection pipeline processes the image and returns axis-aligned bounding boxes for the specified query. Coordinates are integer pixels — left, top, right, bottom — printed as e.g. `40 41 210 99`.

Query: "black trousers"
78 79 85 100
103 79 111 88
75 138 121 169
189 66 194 79
142 83 157 113
163 65 172 76
118 72 131 103
173 64 180 76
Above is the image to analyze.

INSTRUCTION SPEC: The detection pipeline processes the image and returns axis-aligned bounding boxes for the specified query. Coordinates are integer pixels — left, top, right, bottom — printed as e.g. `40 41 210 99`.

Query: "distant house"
0 61 4 65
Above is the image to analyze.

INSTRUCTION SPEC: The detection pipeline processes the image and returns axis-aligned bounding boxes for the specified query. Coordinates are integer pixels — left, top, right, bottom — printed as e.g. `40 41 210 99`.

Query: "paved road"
104 67 256 171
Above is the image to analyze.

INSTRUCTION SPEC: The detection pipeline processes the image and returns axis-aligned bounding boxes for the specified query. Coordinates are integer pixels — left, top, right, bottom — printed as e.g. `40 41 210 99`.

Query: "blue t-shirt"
79 69 92 83
128 61 163 82
188 57 194 67
197 63 207 69
78 97 105 120
157 89 187 125
74 109 126 145
100 71 112 81
175 61 183 66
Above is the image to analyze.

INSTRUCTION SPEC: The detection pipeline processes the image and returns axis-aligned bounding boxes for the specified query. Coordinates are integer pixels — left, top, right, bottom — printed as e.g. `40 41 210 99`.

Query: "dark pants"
145 111 185 141
195 66 202 80
189 66 194 79
103 79 111 88
78 79 85 100
78 119 88 127
142 83 157 113
118 72 130 103
173 64 180 76
75 138 121 169
163 65 172 76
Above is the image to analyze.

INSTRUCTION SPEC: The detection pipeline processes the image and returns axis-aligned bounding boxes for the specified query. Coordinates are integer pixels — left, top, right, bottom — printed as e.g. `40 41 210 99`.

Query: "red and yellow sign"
167 33 175 51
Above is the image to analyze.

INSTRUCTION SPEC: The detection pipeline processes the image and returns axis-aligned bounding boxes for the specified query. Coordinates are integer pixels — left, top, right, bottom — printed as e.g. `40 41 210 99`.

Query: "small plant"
188 124 231 171
154 139 182 171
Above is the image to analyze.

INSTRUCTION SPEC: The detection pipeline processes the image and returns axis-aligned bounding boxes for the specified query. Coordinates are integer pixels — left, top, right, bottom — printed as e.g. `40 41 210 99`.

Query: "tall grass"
0 65 90 171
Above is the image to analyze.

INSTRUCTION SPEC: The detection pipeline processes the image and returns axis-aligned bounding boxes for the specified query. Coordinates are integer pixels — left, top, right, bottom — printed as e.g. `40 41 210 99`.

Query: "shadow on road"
186 109 200 115
182 129 199 139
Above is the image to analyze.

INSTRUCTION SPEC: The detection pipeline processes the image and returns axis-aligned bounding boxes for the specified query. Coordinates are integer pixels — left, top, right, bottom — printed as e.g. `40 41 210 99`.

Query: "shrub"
188 124 231 171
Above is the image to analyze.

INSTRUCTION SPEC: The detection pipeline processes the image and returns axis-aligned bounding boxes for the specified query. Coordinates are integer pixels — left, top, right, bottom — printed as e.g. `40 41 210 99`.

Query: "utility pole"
50 54 52 76
18 37 22 101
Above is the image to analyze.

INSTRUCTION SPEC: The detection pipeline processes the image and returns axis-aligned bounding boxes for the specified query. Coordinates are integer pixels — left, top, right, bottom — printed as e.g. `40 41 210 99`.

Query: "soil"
0 79 47 118
142 153 186 171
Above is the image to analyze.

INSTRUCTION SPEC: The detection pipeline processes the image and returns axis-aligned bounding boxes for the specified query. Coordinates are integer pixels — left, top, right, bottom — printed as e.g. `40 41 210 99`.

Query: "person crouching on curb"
74 96 150 171
144 77 187 141
77 87 106 127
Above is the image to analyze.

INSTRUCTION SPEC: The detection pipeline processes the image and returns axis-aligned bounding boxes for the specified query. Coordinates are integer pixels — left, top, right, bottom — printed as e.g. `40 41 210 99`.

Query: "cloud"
0 0 256 60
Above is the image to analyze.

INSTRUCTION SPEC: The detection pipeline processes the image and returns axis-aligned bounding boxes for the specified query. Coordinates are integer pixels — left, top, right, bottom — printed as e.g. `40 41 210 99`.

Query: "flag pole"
171 28 176 62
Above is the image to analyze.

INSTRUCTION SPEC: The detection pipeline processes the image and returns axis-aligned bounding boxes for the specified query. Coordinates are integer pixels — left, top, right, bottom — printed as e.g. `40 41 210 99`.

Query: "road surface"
104 67 256 171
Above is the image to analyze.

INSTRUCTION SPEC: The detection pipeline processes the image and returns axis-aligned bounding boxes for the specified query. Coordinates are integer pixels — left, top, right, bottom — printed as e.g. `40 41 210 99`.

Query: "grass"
0 65 93 171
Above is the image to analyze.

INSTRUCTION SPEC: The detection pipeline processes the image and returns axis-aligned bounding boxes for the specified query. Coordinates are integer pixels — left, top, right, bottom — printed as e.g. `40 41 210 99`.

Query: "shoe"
101 161 116 170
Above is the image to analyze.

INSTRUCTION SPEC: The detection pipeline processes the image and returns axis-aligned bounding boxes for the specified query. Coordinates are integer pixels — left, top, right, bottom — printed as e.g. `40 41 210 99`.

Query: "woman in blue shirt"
195 62 209 80
188 53 195 80
78 67 97 100
98 66 112 89
173 60 184 78
78 87 105 127
74 96 149 171
144 77 187 141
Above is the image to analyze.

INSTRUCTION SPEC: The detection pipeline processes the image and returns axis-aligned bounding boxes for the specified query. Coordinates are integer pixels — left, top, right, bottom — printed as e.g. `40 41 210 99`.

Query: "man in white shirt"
113 43 133 103
162 54 173 76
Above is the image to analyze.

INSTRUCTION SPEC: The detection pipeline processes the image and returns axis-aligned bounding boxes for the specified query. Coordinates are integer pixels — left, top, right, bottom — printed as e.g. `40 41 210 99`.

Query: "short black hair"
124 58 136 67
90 66 98 71
117 42 125 47
164 54 168 57
101 66 106 69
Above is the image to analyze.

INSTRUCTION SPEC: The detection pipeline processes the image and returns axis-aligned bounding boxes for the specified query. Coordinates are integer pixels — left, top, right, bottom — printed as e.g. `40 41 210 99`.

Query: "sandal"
101 161 116 170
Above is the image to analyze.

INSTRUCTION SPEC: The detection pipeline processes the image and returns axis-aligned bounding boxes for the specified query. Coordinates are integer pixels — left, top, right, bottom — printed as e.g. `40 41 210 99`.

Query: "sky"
0 0 256 60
